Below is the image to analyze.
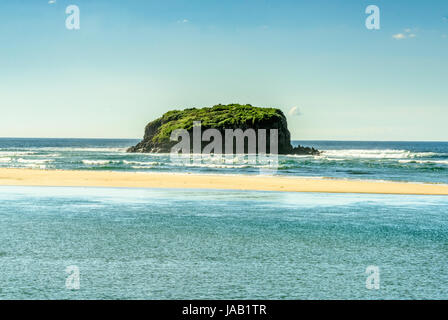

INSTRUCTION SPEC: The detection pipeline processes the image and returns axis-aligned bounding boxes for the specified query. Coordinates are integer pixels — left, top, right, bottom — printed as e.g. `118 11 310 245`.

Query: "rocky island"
127 104 320 155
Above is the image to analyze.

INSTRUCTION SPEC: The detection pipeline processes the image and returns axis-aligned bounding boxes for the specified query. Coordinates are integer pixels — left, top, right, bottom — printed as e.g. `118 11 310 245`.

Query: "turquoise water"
1 186 447 299
1 138 448 183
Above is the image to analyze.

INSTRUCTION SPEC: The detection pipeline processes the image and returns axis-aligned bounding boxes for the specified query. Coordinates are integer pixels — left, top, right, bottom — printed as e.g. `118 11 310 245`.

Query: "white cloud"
288 106 302 117
392 33 406 40
393 28 419 40
48 0 56 4
177 19 189 23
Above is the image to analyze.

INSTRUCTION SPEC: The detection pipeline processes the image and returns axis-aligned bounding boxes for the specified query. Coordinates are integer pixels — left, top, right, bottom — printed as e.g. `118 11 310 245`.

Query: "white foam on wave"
320 149 439 159
398 159 448 165
82 160 121 165
123 160 160 166
130 165 157 169
0 151 36 156
20 163 47 169
171 162 252 169
285 154 314 159
33 153 61 158
17 158 53 164
0 157 12 163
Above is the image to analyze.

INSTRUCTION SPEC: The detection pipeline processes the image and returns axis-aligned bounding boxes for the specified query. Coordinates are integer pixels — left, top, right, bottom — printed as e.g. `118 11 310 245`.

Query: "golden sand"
0 168 447 195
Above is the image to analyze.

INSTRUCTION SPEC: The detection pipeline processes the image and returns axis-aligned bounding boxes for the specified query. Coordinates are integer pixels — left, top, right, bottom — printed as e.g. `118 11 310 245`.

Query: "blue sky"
1 0 447 140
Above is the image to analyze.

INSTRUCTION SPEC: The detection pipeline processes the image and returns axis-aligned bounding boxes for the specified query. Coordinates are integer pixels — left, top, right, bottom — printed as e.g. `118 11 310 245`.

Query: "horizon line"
0 137 447 143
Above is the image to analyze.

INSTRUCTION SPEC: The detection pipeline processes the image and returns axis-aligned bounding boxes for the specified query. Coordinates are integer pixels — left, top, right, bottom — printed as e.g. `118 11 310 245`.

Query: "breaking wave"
82 160 121 165
319 149 442 159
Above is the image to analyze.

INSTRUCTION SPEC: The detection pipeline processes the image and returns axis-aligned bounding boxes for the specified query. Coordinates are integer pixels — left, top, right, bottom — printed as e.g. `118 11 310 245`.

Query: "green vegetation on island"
127 104 320 155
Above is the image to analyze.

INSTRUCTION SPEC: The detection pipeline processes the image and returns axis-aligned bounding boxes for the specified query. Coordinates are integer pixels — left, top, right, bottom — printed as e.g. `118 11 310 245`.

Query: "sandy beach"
0 168 447 195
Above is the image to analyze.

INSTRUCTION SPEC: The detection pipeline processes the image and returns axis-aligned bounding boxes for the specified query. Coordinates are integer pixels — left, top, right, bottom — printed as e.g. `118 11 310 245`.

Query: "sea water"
0 138 447 183
0 186 447 299
1 138 447 299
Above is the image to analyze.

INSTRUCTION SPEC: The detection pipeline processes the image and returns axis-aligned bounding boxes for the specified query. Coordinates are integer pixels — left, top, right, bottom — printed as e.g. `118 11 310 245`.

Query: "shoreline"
1 168 448 195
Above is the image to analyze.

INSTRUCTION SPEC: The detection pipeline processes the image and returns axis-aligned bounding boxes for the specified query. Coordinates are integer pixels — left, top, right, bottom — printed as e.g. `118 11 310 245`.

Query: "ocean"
0 138 447 299
1 138 447 183
0 186 447 299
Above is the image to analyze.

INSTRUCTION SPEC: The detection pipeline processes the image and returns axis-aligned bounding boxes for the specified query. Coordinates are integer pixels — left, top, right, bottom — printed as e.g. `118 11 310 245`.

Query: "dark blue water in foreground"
1 138 447 183
0 186 447 299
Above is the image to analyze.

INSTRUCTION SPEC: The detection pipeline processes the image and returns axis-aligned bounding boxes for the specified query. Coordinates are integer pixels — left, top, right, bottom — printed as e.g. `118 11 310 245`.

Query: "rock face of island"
127 104 320 155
